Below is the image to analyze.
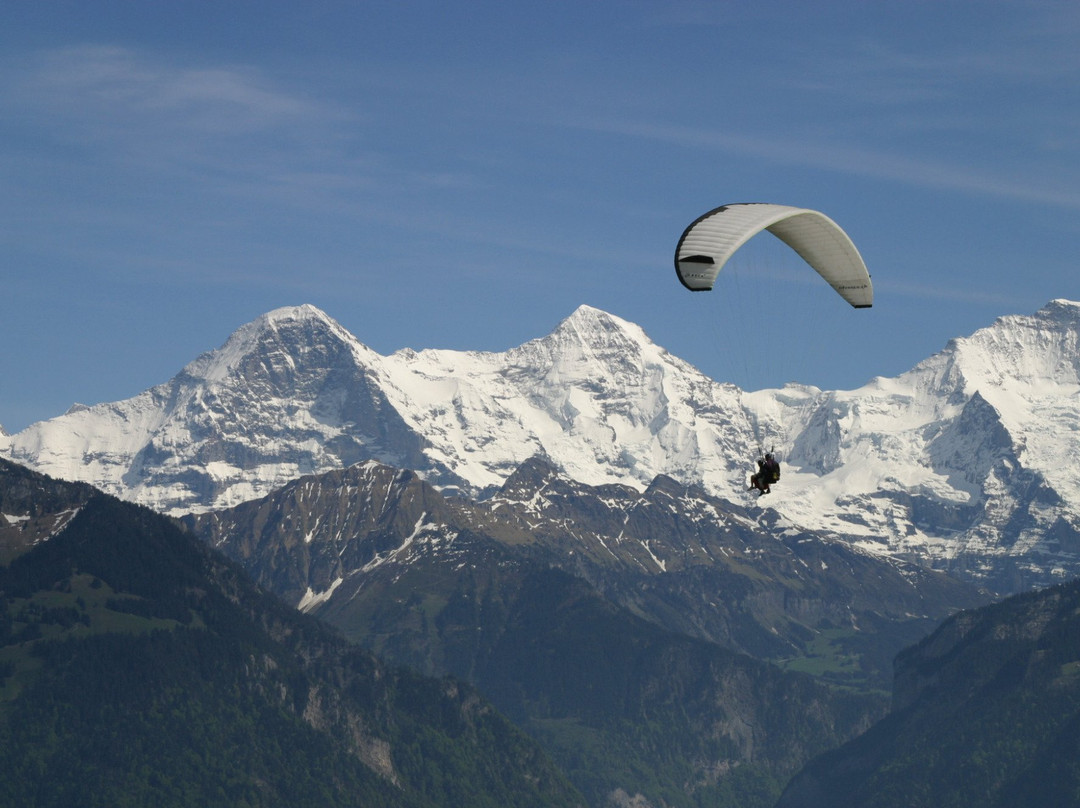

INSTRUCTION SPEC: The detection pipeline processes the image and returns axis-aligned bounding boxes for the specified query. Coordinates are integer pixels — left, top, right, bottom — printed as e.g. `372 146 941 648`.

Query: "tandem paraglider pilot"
749 453 780 496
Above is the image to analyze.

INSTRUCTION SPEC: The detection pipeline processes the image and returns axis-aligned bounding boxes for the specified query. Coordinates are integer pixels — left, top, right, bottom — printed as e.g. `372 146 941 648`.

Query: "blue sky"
3 1 1079 433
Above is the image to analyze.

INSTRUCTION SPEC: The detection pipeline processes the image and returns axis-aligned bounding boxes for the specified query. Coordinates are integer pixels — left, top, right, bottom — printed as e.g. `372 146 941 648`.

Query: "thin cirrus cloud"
2 44 364 195
1 45 610 291
567 116 1080 212
9 45 324 134
3 47 427 219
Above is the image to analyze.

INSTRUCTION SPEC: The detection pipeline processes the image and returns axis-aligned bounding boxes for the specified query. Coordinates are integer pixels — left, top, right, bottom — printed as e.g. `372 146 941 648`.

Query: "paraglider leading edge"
674 203 873 309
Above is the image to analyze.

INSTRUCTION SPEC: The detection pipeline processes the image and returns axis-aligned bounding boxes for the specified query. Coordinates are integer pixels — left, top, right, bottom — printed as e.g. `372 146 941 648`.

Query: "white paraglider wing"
675 203 873 308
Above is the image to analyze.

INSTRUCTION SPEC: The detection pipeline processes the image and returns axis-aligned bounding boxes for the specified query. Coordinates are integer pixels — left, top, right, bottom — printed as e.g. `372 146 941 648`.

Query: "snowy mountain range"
4 300 1079 592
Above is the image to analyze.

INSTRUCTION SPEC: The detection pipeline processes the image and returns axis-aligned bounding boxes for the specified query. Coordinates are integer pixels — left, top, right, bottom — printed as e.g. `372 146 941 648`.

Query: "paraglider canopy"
675 203 873 308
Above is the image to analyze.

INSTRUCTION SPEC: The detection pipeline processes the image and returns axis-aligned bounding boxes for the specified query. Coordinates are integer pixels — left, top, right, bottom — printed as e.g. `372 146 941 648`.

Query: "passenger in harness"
749 453 780 496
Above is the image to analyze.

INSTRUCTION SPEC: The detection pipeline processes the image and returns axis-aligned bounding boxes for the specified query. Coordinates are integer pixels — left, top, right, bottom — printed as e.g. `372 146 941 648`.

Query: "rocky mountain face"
0 456 98 563
0 458 584 808
187 455 986 689
4 300 1080 592
776 577 1080 808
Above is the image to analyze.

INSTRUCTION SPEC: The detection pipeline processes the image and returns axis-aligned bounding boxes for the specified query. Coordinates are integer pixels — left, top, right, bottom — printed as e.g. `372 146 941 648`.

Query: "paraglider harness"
763 453 780 483
749 449 780 495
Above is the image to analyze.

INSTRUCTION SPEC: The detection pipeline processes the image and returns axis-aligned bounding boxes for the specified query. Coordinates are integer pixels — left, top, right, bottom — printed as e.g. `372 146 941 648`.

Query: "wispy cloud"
0 45 361 212
0 47 432 225
567 116 1080 212
9 45 325 134
549 3 1080 212
0 44 616 288
873 277 1026 308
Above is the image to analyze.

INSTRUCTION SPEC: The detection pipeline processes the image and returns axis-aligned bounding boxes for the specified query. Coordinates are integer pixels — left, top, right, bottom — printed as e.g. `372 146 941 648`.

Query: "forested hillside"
0 459 582 808
777 578 1080 807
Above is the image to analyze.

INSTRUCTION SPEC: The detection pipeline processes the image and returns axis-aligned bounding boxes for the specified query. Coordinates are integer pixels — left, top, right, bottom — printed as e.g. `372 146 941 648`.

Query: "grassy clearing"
774 627 877 690
1 574 191 701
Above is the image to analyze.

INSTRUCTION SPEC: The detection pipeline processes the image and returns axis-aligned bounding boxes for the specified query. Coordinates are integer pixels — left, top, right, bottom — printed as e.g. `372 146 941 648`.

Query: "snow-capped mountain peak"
182 303 374 384
911 300 1080 493
952 299 1080 389
761 300 1080 586
0 304 418 514
502 304 677 390
542 303 655 353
